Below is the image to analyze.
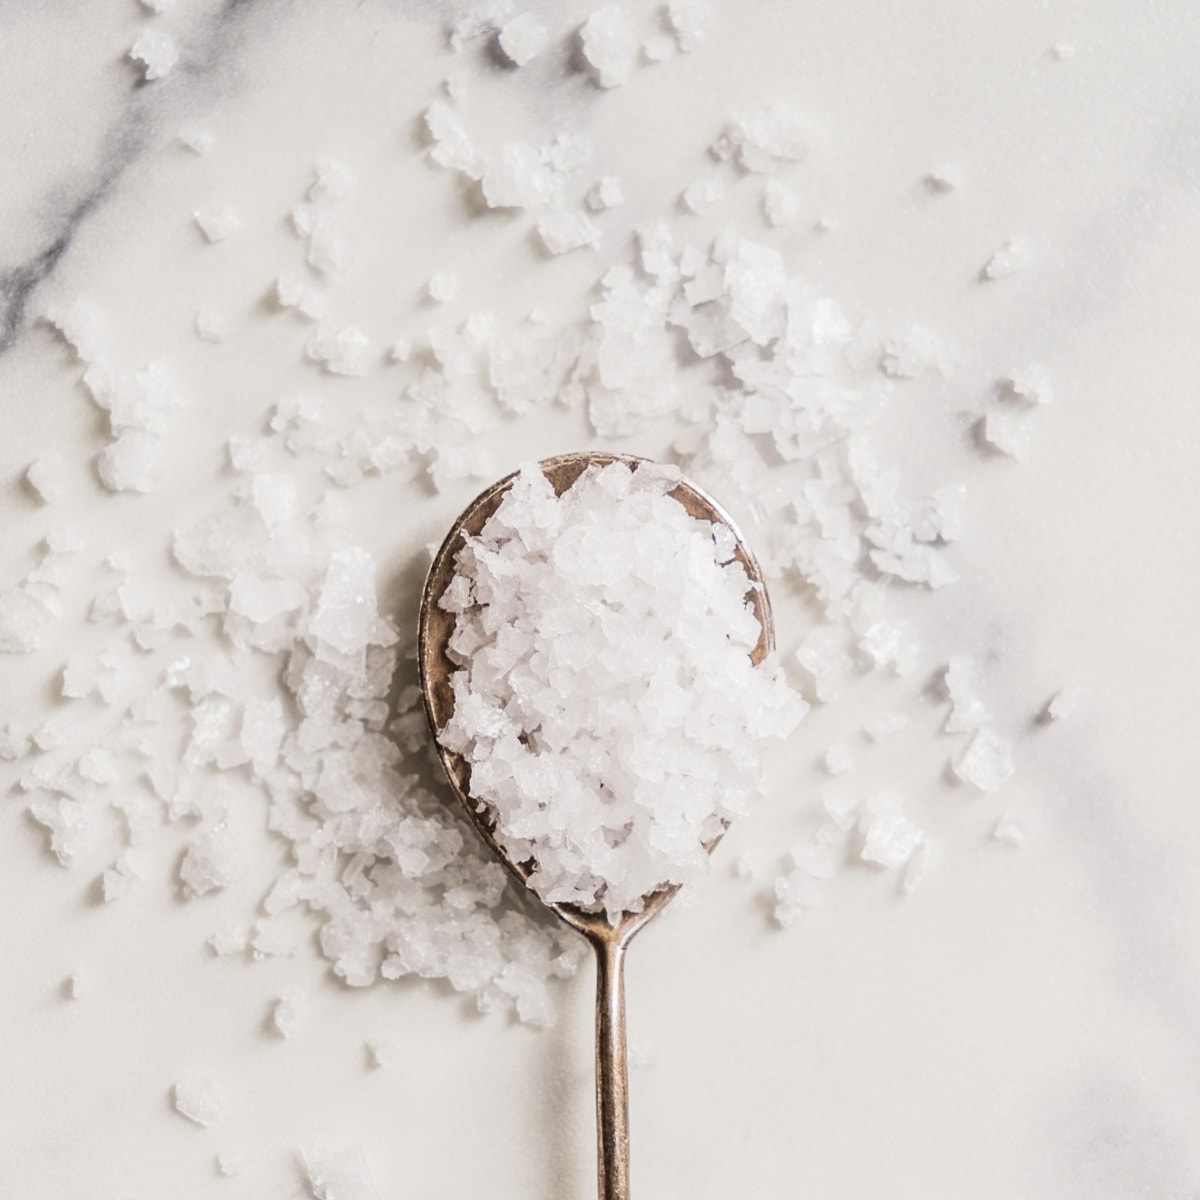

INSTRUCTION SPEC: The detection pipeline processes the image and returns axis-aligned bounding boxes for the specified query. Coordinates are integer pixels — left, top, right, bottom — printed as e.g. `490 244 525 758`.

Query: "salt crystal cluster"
43 296 186 494
437 460 806 919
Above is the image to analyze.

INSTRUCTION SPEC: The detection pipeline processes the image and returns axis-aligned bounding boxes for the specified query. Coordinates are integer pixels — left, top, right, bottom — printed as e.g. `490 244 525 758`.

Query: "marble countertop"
3 2 1200 1197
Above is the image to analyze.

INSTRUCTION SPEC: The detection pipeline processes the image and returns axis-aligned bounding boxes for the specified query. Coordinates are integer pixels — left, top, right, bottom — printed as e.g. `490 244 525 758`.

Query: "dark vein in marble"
0 0 275 357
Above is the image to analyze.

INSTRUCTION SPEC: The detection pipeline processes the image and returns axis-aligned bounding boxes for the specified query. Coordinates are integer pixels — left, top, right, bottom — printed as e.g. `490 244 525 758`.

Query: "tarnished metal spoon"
417 451 773 1200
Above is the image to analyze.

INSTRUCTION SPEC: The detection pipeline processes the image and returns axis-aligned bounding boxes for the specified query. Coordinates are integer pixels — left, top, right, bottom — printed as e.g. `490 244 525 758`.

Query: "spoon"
417 450 774 1200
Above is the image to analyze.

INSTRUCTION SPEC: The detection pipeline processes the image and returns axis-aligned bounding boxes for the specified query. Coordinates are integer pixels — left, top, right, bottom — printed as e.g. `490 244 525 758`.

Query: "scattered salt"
129 28 178 80
823 743 853 775
25 456 64 504
195 309 234 343
992 811 1029 846
762 178 800 227
586 176 625 211
681 174 726 214
859 791 924 869
498 13 549 66
667 0 713 51
303 1145 380 1200
174 1075 222 1127
271 992 305 1038
1051 41 1075 61
982 406 1036 460
536 209 600 255
580 6 639 88
306 326 373 377
1043 684 1081 722
952 726 1015 793
194 207 242 244
427 272 459 303
365 1038 400 1070
65 969 87 1000
215 1151 246 1178
982 237 1032 280
178 128 213 154
925 162 966 192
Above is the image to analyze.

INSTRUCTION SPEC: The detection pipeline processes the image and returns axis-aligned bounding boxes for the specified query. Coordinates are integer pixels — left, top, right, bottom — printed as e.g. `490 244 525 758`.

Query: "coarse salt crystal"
174 1075 222 1127
178 128 213 154
982 406 1036 460
25 456 64 504
303 1145 381 1200
194 207 242 244
1042 684 1081 722
536 209 600 255
498 13 549 66
667 0 713 51
982 237 1032 280
129 28 178 80
992 811 1029 846
762 178 800 227
427 272 459 303
195 309 234 343
586 176 625 211
952 726 1015 793
925 162 966 192
580 6 639 88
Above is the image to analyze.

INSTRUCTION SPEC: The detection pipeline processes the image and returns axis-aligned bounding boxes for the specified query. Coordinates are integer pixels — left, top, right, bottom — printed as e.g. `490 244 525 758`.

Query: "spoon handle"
594 934 631 1200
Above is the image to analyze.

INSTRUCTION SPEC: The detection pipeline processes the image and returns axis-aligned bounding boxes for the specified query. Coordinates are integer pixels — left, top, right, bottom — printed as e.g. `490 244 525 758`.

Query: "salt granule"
859 792 925 870
1043 684 1081 722
667 0 713 51
992 811 1029 846
536 209 600 255
762 179 800 227
982 406 1035 460
129 28 178 80
178 128 213 154
586 176 625 212
65 969 87 1000
180 825 243 898
498 13 549 66
925 162 966 192
982 237 1032 280
195 309 234 343
365 1038 400 1070
823 743 853 775
271 992 305 1038
174 1076 223 1127
943 656 989 733
580 6 639 88
952 726 1015 793
681 174 726 214
25 456 64 504
438 461 805 919
194 207 242 244
1000 363 1053 406
303 1144 381 1200
427 272 459 303
215 1151 246 1177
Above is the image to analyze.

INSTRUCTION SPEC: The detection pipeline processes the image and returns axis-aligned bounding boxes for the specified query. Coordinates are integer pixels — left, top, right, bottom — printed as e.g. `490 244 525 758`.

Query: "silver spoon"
417 450 774 1200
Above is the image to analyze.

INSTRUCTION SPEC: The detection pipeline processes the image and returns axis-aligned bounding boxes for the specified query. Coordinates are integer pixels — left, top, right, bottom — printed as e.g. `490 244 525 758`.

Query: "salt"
437 460 805 919
580 6 639 88
982 237 1032 280
952 726 1015 793
194 207 242 244
129 29 178 80
174 1075 222 1127
498 13 549 66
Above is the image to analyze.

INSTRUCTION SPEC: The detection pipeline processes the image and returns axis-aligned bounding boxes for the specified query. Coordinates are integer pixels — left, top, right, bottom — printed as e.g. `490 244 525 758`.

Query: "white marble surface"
3 2 1200 1197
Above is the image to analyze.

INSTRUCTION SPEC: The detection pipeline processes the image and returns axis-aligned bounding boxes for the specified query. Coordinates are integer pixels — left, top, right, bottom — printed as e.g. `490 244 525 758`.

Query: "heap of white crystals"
437 460 806 919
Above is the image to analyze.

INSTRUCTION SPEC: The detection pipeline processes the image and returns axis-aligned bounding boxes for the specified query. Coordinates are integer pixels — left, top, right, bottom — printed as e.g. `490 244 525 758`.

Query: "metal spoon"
417 451 774 1200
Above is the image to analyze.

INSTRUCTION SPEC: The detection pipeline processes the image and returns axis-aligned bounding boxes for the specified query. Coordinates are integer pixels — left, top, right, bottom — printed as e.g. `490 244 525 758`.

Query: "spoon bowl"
417 451 774 1200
